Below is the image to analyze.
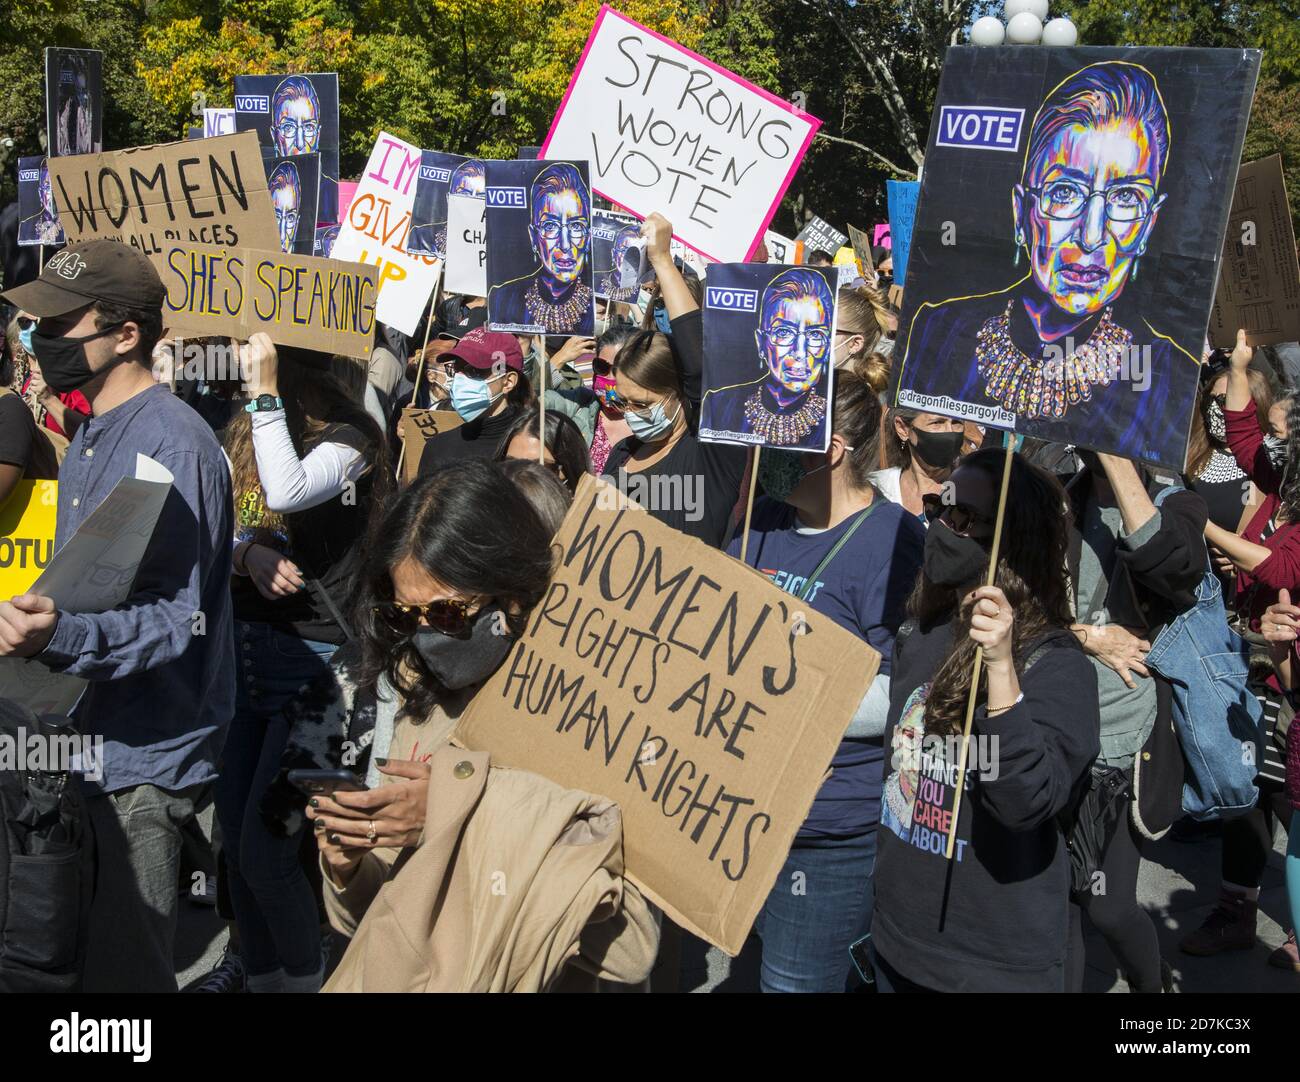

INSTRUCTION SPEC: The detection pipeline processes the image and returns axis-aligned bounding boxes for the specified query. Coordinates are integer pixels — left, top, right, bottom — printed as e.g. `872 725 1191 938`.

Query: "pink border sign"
541 4 821 263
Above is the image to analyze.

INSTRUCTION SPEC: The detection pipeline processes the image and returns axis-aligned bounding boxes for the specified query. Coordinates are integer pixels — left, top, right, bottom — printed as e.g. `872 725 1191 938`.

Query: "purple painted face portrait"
269 162 303 253
449 160 485 197
271 75 322 157
528 163 591 291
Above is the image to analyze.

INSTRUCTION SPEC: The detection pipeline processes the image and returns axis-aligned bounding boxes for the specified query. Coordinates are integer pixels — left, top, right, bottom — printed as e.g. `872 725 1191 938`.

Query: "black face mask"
923 520 990 588
412 605 516 690
31 323 123 394
912 428 965 469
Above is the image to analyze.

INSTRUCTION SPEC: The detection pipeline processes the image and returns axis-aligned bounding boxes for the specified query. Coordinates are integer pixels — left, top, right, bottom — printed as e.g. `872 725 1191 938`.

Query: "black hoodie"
872 616 1100 992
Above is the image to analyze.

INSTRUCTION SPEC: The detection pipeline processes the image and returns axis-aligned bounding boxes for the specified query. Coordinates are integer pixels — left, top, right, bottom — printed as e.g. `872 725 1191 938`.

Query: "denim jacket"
1144 488 1264 820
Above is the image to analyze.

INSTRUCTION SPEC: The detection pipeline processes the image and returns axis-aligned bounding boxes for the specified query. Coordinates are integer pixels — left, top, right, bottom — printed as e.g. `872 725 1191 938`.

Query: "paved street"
176 804 1295 993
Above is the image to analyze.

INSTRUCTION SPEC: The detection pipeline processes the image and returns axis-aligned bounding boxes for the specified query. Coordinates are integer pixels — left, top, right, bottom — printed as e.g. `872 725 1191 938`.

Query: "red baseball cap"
445 327 524 373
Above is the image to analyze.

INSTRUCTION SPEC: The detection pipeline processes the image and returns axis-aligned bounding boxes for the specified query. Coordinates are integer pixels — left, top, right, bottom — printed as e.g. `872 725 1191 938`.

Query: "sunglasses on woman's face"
373 597 480 638
921 493 993 535
16 316 36 331
592 357 613 377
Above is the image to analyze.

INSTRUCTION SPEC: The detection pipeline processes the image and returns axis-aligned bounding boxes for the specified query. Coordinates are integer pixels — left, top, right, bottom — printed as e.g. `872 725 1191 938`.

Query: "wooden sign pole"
945 439 1015 860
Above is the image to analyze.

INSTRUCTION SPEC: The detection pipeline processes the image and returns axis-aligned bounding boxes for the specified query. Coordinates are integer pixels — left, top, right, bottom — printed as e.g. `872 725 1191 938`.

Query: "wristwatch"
245 394 283 414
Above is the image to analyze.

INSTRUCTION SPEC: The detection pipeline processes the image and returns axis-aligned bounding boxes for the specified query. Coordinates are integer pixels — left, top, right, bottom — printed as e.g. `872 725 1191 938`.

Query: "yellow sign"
0 480 58 599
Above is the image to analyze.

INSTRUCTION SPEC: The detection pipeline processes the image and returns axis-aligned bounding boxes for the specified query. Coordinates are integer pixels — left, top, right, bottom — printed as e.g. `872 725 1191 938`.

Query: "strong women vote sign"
889 46 1260 471
542 5 819 265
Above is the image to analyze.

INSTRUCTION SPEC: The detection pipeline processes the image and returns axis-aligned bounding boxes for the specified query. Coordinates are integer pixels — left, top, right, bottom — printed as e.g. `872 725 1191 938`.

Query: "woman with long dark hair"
265 461 656 989
603 213 747 548
495 406 591 494
216 334 390 994
871 449 1100 992
728 353 924 992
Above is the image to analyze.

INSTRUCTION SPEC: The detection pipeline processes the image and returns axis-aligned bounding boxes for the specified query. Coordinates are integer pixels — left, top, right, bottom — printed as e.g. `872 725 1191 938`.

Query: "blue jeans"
753 829 877 993
215 621 337 978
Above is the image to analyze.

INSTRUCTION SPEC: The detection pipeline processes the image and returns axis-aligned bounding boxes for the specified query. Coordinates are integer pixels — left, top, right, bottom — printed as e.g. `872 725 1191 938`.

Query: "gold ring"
366 820 377 843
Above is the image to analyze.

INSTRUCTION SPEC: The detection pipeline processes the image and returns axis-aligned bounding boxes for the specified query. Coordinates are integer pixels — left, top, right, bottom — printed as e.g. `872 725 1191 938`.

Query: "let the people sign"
541 5 819 264
454 475 876 955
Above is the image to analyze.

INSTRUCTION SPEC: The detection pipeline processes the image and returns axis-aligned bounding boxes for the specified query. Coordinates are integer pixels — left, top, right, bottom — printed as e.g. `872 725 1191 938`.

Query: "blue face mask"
625 397 681 443
653 306 672 335
18 324 34 355
449 372 501 422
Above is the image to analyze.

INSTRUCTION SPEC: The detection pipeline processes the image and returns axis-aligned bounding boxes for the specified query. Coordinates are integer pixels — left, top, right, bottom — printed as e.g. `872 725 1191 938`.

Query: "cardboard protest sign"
48 131 278 254
795 214 848 261
157 242 377 359
445 190 487 296
0 480 58 600
699 263 836 451
397 406 464 484
17 157 64 247
331 132 442 337
889 46 1260 471
263 153 320 255
204 108 236 138
0 456 171 717
848 223 875 278
763 229 795 264
1209 154 1300 348
235 73 340 224
541 5 820 264
886 180 919 288
314 224 340 258
592 210 643 302
407 150 469 259
485 159 595 336
454 474 877 955
45 48 102 158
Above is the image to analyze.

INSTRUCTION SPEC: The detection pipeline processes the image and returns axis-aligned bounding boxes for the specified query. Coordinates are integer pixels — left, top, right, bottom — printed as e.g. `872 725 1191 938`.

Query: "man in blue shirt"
0 241 235 991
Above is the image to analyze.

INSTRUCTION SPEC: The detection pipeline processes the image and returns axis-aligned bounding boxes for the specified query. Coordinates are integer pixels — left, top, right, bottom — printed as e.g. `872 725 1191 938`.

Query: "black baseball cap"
1 240 166 319
436 304 488 342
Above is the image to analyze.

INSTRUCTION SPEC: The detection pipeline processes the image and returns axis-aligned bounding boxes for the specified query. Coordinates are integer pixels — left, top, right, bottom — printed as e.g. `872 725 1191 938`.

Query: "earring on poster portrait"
1014 232 1024 267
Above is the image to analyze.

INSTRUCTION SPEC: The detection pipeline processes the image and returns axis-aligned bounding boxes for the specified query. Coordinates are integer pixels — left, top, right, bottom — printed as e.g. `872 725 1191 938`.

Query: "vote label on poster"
454 475 876 956
541 6 820 264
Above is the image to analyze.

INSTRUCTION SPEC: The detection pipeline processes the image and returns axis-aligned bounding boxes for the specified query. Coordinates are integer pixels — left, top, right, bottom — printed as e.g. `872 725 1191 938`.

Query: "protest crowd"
0 6 1298 1003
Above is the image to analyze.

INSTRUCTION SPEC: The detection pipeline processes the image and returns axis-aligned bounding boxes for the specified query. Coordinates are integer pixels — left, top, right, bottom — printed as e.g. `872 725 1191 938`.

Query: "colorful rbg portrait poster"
45 48 102 158
17 157 64 247
592 210 643 302
407 150 469 259
890 47 1260 470
235 73 341 226
485 159 595 337
700 263 837 452
263 153 320 256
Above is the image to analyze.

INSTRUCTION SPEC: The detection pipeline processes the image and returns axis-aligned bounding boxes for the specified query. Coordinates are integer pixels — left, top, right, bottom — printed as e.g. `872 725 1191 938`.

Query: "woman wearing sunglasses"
726 352 925 993
495 407 590 495
870 408 968 524
273 461 655 988
872 449 1100 992
602 212 747 548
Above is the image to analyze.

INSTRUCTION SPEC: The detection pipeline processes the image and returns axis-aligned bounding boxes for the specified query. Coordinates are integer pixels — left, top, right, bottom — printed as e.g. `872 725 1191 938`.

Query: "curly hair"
909 449 1074 736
